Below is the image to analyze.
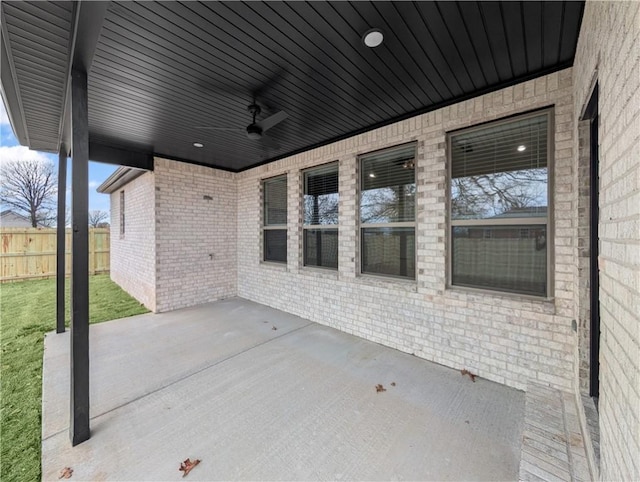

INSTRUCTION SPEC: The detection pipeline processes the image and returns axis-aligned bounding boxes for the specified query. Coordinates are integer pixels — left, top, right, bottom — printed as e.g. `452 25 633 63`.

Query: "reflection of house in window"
468 207 548 239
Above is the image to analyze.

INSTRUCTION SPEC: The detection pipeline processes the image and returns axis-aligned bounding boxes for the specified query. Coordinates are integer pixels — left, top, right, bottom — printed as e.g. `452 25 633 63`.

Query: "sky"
0 99 116 219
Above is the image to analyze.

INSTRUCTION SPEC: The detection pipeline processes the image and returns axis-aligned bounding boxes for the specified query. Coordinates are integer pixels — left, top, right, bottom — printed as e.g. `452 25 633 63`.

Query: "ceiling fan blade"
261 135 281 151
252 68 289 99
193 126 244 131
255 110 288 133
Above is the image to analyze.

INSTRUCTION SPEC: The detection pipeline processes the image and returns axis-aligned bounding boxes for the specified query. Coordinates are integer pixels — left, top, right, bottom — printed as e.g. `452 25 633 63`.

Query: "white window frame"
447 108 554 298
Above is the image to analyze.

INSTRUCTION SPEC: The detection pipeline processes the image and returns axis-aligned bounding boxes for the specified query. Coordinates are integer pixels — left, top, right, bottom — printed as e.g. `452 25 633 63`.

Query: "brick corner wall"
153 158 238 312
109 170 157 311
573 1 640 480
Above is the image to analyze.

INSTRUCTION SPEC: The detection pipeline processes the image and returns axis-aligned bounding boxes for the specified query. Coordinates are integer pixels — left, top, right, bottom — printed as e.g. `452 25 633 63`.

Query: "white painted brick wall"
237 68 576 393
154 158 237 312
110 171 156 311
573 2 640 480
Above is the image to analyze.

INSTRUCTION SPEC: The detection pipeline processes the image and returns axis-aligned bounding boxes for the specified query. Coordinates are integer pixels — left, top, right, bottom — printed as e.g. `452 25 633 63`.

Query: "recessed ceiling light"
362 28 384 48
517 145 526 152
369 173 376 178
193 142 204 148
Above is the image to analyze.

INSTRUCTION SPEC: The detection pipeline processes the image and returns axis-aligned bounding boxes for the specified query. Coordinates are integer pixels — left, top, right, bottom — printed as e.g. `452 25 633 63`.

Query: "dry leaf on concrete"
59 467 73 479
375 384 386 392
179 458 201 478
460 369 477 382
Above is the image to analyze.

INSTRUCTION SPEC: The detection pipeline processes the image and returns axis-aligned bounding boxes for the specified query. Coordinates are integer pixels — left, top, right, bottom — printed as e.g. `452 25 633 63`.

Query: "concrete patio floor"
42 298 525 481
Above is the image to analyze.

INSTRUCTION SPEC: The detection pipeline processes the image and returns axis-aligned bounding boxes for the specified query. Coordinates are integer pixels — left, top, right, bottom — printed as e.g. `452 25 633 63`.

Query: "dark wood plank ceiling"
1 1 584 172
1 1 74 151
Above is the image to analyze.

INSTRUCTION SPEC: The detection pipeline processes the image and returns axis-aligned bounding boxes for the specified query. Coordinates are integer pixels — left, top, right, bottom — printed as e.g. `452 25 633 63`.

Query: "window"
303 163 339 269
360 143 416 279
449 110 551 296
263 176 287 263
119 191 125 236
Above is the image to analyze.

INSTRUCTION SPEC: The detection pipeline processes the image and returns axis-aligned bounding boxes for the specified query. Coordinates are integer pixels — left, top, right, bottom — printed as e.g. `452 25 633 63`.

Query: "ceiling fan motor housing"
246 124 262 140
246 103 263 139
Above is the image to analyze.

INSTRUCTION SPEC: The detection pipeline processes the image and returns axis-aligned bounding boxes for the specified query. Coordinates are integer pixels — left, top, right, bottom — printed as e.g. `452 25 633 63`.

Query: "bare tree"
88 209 109 228
360 184 415 224
304 192 338 225
0 159 57 227
451 169 547 219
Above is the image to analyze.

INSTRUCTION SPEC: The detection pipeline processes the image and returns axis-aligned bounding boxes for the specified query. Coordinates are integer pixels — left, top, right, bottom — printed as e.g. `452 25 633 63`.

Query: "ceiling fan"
195 102 288 145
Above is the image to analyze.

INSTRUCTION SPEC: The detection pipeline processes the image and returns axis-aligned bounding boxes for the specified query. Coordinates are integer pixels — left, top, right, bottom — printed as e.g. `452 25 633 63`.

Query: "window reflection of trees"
361 184 415 224
451 168 547 220
303 192 338 225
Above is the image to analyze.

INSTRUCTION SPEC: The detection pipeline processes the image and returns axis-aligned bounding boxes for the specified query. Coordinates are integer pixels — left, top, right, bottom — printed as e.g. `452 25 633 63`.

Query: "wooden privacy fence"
0 228 110 282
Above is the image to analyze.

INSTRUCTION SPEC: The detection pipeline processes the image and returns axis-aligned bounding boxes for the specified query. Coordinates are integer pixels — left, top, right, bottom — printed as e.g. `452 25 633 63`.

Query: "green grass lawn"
0 275 149 482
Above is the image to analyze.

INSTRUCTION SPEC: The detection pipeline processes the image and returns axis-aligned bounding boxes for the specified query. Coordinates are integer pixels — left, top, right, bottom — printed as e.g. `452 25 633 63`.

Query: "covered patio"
42 298 524 481
3 1 639 480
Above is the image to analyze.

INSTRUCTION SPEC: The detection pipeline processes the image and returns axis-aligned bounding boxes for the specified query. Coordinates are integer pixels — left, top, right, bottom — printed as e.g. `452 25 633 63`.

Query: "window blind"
304 229 338 269
304 163 338 197
359 143 416 279
449 110 551 296
264 176 287 226
451 114 548 178
360 143 416 225
304 163 338 226
361 143 416 191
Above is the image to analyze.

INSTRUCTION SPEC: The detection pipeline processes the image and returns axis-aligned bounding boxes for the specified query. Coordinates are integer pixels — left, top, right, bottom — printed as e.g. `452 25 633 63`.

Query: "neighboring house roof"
97 167 146 194
0 209 36 227
491 206 548 219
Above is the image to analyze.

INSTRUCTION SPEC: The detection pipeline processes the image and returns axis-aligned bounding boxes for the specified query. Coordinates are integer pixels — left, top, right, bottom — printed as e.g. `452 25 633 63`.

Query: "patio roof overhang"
1 1 584 172
0 0 585 447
